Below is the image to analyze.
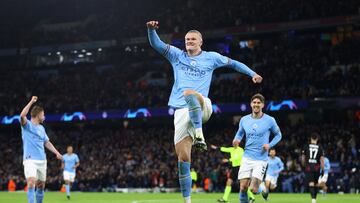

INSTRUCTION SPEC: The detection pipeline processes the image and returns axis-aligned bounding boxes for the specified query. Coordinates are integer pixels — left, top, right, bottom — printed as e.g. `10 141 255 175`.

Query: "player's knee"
183 89 196 97
36 181 45 189
270 185 276 190
250 187 258 194
26 178 36 188
176 148 190 162
227 179 233 186
178 153 190 162
240 184 248 192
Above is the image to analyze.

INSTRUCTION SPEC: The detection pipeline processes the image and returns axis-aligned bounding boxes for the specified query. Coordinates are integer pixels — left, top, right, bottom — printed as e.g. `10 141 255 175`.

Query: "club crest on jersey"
190 60 196 66
252 123 258 129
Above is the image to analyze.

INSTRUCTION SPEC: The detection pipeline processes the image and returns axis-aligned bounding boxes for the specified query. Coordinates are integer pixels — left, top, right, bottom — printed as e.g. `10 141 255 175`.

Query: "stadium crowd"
1 33 359 116
0 119 359 193
1 0 359 47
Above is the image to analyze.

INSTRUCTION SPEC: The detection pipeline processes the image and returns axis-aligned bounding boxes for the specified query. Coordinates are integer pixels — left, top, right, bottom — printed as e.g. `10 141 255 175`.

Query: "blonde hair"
30 105 44 118
187 30 203 41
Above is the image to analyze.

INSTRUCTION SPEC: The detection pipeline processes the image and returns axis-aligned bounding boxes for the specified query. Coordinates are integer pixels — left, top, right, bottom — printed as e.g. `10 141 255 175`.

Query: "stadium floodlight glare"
86 52 92 56
78 54 84 58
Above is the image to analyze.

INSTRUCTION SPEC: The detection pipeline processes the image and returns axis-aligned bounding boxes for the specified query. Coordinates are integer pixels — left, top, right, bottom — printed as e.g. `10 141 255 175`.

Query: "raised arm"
147 21 168 54
20 96 38 126
211 52 263 83
229 59 263 83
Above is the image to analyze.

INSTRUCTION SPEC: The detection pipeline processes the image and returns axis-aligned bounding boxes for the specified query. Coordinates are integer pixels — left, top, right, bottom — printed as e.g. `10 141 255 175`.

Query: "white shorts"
318 174 328 184
23 160 47 182
265 174 278 187
174 96 213 145
238 157 267 180
63 171 76 182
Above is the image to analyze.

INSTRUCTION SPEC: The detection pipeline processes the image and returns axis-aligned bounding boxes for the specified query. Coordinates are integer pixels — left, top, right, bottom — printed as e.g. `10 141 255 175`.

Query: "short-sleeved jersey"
302 143 324 172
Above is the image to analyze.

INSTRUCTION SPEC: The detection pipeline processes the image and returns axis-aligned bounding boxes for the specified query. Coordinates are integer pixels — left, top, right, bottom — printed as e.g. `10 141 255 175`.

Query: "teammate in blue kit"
147 21 262 203
233 94 282 203
318 157 330 195
20 96 63 203
61 145 80 200
261 148 284 200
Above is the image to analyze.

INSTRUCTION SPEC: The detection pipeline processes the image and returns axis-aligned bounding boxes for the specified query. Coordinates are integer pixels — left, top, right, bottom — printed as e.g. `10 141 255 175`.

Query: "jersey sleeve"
269 117 282 147
21 118 31 130
234 118 245 141
148 29 182 63
210 52 231 69
325 158 331 170
220 147 233 153
166 45 183 62
75 155 80 163
277 158 285 171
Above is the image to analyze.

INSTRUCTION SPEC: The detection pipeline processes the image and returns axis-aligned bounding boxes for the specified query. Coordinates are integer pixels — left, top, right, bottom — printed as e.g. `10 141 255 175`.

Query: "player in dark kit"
301 133 324 203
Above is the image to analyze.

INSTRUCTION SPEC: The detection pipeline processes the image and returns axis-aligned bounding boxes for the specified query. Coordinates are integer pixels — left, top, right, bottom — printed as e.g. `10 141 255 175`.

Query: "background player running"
61 145 80 200
261 148 284 200
233 94 282 203
301 133 325 203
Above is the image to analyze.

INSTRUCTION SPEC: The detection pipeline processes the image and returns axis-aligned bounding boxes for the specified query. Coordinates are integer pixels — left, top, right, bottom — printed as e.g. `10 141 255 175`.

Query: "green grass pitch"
0 192 358 203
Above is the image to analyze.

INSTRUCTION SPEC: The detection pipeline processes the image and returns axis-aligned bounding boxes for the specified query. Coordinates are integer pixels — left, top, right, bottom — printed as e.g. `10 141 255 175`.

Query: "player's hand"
146 21 159 29
56 153 63 160
262 144 270 151
210 144 218 150
30 96 38 104
222 158 229 163
232 139 240 148
252 74 263 83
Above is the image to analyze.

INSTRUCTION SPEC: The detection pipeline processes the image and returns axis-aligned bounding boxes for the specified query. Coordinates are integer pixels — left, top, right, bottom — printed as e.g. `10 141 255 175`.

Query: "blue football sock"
178 161 192 198
240 191 248 203
35 188 44 203
184 94 202 129
65 184 70 196
27 187 35 203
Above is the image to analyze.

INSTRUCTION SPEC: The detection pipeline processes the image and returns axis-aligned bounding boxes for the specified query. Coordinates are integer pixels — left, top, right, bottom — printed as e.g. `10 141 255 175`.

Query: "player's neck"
30 118 40 125
187 49 202 57
251 112 264 119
